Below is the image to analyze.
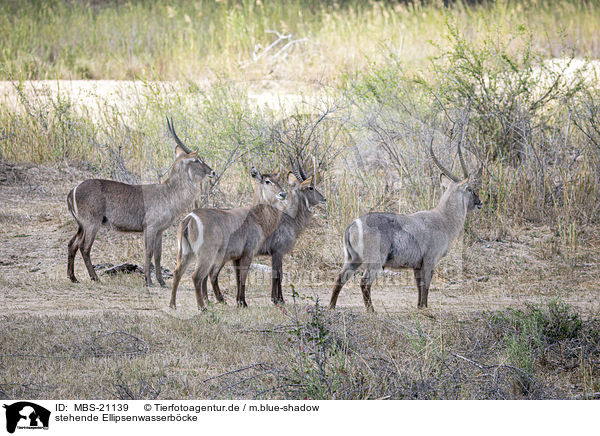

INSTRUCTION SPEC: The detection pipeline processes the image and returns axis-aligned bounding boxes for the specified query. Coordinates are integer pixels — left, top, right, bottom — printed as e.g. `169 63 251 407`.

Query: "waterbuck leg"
420 267 434 308
201 275 209 307
80 225 100 281
153 232 166 287
67 226 84 282
143 229 156 287
232 260 243 307
191 264 210 311
169 246 194 309
360 267 377 313
209 263 226 304
235 257 251 308
271 254 284 305
329 261 361 310
414 268 423 307
414 266 434 308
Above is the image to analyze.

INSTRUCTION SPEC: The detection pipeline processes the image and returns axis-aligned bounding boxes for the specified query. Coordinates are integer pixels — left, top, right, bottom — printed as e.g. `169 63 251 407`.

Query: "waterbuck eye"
308 186 314 191
265 179 272 185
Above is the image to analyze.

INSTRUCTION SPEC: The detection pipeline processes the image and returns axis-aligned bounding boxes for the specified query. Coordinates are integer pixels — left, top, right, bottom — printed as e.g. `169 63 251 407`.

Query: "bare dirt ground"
1 160 598 320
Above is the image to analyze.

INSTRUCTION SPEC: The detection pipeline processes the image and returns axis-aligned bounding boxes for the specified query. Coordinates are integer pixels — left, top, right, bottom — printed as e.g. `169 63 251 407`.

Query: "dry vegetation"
1 0 600 400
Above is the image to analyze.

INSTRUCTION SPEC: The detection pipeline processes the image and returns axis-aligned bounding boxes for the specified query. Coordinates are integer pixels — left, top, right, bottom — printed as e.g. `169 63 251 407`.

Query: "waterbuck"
208 157 326 305
67 118 215 286
329 141 482 311
169 167 288 310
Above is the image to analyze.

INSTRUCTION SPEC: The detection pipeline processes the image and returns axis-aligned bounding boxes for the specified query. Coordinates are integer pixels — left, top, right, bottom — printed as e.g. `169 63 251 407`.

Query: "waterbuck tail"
177 215 194 260
66 188 82 226
343 220 362 264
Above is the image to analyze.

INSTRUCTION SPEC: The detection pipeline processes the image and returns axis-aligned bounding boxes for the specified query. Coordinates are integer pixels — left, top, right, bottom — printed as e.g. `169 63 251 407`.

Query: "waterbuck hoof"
69 277 79 283
420 311 435 319
417 306 435 319
237 301 248 308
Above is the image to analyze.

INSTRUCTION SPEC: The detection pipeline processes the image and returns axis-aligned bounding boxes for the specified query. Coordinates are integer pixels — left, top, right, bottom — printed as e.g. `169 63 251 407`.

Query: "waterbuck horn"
166 116 195 155
457 141 470 179
289 156 304 182
296 155 308 181
429 137 460 183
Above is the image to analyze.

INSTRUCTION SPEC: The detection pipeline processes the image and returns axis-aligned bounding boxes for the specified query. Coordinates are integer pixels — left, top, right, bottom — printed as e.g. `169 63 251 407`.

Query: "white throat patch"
304 196 312 211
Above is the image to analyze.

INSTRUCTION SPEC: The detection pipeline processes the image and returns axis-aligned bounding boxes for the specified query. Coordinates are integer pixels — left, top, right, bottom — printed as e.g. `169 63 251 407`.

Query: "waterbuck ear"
471 166 483 188
300 176 313 187
288 172 300 186
440 173 452 190
457 178 469 191
250 167 262 181
174 145 187 160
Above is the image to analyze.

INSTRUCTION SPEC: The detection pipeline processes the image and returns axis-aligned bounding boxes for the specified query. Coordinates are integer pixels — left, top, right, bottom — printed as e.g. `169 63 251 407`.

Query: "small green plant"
543 298 583 342
407 315 430 356
285 286 354 399
493 299 584 375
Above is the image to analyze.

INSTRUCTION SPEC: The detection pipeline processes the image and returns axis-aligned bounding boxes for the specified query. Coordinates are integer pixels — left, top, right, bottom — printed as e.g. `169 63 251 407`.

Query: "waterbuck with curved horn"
169 167 288 311
67 117 215 286
207 156 326 305
329 139 482 311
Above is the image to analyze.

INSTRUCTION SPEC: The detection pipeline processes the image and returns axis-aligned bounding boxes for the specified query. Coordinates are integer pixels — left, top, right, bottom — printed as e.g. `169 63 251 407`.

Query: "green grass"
2 0 600 82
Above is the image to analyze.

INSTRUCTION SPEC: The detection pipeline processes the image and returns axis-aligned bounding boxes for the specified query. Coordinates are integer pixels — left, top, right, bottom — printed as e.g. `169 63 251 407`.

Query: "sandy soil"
0 80 304 122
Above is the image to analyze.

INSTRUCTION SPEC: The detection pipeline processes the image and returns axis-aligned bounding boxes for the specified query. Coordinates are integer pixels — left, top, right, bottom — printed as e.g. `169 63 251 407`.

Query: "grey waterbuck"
329 141 482 311
208 157 326 305
169 167 288 310
67 118 215 286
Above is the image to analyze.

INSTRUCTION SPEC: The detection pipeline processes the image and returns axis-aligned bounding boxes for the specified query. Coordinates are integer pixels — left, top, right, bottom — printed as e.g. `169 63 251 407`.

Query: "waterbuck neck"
285 191 314 231
435 188 468 240
250 203 282 238
160 169 200 216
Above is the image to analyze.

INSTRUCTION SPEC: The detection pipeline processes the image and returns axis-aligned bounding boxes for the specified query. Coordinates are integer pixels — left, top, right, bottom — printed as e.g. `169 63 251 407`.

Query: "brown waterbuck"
207 157 326 305
67 118 215 286
169 167 288 310
329 141 482 311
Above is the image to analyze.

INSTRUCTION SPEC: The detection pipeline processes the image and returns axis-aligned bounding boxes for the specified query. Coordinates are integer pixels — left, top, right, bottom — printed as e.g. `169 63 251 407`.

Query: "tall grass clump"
346 21 600 258
0 81 99 164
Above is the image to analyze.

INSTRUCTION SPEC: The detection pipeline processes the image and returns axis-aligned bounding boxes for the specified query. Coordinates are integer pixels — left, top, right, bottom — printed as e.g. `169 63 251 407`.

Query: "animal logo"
3 402 50 434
